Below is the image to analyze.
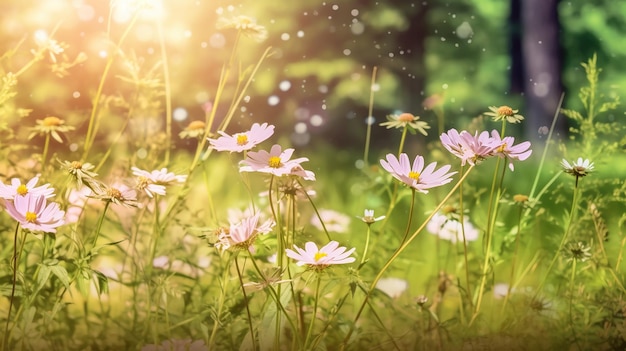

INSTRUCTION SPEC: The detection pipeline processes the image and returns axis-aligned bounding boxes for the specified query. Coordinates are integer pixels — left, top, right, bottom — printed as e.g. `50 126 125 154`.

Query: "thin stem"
502 204 524 312
235 256 257 351
304 274 322 349
340 166 474 348
208 252 232 348
458 165 472 306
298 179 332 242
568 260 582 350
362 66 378 168
41 133 51 171
397 125 409 157
91 201 111 248
2 223 21 351
400 189 416 243
360 226 372 267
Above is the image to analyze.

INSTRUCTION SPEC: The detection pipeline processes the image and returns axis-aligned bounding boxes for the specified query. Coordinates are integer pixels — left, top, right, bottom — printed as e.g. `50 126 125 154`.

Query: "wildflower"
91 183 140 207
564 241 592 262
311 209 351 233
490 130 532 171
215 213 275 252
287 163 316 181
60 160 99 188
380 153 456 193
358 209 385 225
380 112 430 136
141 339 208 351
561 157 594 178
375 277 408 298
0 176 55 200
426 212 479 243
3 193 65 233
240 144 310 177
209 123 274 153
216 15 268 42
179 120 206 139
28 116 74 143
286 241 356 268
484 105 525 123
440 129 500 166
131 167 187 198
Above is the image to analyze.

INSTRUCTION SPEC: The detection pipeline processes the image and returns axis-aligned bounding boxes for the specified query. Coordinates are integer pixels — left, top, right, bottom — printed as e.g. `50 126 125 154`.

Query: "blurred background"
1 0 624 155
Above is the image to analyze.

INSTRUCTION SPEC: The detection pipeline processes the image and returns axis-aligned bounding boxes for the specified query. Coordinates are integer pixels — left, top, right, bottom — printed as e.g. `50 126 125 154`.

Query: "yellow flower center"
137 176 150 189
513 194 529 203
314 251 327 262
408 171 420 181
17 184 28 196
42 116 63 126
497 106 514 116
268 156 282 168
398 113 416 122
236 133 249 145
71 161 83 170
106 187 123 201
187 120 205 131
497 144 507 153
25 211 37 223
442 205 457 214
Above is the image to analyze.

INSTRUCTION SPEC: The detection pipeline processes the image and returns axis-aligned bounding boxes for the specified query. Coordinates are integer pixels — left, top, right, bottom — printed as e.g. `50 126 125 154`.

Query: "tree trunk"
521 0 566 140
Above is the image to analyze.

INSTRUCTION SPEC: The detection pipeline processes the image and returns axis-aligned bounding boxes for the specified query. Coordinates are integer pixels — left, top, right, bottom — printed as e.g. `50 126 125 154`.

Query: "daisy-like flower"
286 241 356 269
311 209 351 233
563 241 592 262
0 176 55 200
440 129 500 166
27 116 75 143
179 120 206 139
484 105 525 123
209 123 274 153
426 212 479 243
4 193 65 233
215 213 275 252
240 144 310 177
380 153 456 193
216 15 268 42
380 112 430 136
561 158 594 178
490 130 532 171
91 183 140 207
60 160 100 188
357 209 385 225
131 167 187 198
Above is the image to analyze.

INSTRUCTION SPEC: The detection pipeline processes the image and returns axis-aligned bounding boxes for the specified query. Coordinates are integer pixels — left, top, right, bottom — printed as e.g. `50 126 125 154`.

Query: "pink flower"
286 241 356 267
489 130 532 171
380 153 456 193
4 193 65 232
240 144 310 177
209 122 274 153
440 129 500 166
0 176 55 200
215 213 275 252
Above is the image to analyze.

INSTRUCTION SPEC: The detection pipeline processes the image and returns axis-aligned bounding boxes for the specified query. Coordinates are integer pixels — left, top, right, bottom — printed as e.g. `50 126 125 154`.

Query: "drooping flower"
561 158 594 178
484 105 525 124
358 209 386 225
27 116 75 143
440 129 500 166
215 213 275 252
311 209 351 233
131 167 187 198
490 130 532 171
179 120 206 140
380 153 456 193
426 212 479 243
380 112 430 136
286 241 356 268
60 160 100 189
216 15 268 42
4 193 65 233
209 123 274 153
0 176 55 200
240 144 310 177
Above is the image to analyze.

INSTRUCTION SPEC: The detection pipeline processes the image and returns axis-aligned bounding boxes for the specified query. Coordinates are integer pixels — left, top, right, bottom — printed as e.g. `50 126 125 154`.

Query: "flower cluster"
440 128 532 170
215 212 275 252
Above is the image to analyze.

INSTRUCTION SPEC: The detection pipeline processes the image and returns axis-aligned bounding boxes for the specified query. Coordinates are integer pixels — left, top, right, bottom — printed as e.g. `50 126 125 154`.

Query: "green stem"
208 253 232 349
397 125 409 157
502 204 524 312
298 179 331 242
362 66 378 168
92 201 111 249
235 256 257 351
458 165 472 307
400 189 416 243
41 133 51 171
304 274 322 349
359 226 372 267
2 223 21 351
340 166 474 348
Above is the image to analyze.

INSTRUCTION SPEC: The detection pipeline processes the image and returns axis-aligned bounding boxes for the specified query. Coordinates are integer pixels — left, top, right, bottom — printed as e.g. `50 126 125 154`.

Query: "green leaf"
92 270 109 296
49 265 70 290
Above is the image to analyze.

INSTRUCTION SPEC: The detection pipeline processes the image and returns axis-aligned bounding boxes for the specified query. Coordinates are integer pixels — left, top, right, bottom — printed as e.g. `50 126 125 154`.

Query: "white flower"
426 212 479 243
375 277 408 298
358 209 385 225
